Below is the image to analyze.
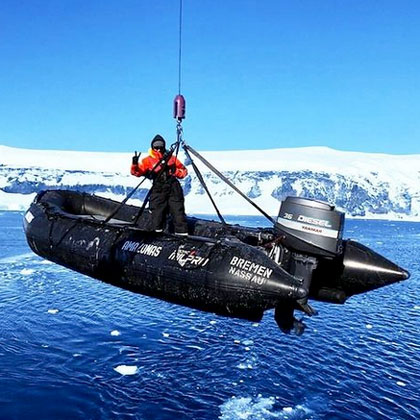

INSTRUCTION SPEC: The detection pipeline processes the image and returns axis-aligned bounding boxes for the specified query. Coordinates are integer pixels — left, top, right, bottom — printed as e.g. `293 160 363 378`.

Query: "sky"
1 0 419 154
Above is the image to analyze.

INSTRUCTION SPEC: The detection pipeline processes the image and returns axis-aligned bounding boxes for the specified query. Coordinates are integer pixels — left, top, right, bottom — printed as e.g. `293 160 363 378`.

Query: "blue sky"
1 0 419 154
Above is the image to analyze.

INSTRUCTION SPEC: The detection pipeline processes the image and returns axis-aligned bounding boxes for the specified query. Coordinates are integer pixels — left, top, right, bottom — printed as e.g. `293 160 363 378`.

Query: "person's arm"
131 154 148 177
172 157 188 179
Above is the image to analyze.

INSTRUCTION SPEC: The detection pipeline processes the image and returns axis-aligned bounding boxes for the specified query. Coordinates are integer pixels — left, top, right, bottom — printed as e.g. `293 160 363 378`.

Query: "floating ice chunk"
396 381 406 387
209 320 217 325
219 395 281 420
252 323 259 327
20 268 34 275
114 365 138 375
244 347 250 351
219 394 312 420
47 309 59 314
73 353 82 357
237 362 253 370
110 330 121 336
219 398 312 420
414 305 420 310
366 324 373 329
242 339 254 346
234 339 241 344
162 332 170 338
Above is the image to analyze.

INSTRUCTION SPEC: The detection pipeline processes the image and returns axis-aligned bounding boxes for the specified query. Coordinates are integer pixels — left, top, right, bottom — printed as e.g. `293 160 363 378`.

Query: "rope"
49 213 82 249
177 0 183 94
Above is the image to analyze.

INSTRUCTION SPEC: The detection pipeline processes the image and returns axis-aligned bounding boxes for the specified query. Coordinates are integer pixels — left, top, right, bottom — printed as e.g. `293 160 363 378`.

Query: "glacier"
1 144 419 221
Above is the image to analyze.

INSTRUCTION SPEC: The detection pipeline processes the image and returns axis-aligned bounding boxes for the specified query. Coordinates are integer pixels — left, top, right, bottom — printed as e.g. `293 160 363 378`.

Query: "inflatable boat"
23 189 409 333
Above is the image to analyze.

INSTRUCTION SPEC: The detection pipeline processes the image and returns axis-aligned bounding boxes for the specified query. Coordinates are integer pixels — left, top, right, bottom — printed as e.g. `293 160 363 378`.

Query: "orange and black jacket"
131 148 188 180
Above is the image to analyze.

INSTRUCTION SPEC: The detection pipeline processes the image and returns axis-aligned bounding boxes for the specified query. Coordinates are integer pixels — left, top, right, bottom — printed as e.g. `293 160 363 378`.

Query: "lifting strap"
183 144 276 225
183 146 226 225
132 185 154 226
101 177 148 224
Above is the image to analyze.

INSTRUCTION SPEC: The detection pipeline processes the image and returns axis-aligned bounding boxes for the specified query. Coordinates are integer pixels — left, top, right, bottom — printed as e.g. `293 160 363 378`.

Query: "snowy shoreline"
2 144 420 221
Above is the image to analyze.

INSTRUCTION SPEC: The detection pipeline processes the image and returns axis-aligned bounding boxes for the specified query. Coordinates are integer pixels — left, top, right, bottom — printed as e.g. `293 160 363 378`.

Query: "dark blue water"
0 212 419 419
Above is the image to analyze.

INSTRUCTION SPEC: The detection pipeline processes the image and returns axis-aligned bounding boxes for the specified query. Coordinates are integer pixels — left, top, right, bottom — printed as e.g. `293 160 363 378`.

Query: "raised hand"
132 151 140 165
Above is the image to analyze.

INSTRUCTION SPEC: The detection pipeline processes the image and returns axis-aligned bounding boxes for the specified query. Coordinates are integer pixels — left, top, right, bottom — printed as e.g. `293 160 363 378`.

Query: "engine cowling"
275 196 344 258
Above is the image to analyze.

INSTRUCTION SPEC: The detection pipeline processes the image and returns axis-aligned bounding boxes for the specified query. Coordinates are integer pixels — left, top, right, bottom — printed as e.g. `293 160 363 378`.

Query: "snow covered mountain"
1 144 420 221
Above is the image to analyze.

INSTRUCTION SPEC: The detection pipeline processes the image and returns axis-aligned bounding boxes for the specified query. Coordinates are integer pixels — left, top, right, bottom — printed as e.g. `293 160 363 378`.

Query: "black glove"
145 170 155 180
132 151 140 165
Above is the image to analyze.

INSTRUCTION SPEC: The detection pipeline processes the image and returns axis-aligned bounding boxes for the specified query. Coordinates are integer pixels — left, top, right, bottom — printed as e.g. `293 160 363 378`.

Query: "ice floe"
110 330 121 336
20 268 35 276
114 365 138 375
219 395 275 420
237 363 253 370
47 309 59 314
219 395 312 420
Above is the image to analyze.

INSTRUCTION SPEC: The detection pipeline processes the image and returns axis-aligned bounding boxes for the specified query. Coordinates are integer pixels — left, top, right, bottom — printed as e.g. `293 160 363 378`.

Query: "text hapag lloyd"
229 256 273 285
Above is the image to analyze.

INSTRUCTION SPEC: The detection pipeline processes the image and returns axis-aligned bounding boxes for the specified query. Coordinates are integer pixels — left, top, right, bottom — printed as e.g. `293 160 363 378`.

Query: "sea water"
0 212 419 419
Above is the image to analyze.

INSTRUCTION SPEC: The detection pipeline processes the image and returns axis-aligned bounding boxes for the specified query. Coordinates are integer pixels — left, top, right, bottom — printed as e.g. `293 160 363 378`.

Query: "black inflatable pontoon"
23 189 409 333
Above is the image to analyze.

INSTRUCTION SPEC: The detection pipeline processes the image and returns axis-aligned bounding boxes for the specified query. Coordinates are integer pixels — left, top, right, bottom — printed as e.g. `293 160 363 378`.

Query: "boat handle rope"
49 214 81 249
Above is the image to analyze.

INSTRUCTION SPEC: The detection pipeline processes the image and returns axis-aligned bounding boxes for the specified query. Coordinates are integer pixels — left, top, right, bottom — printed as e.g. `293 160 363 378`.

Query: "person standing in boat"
131 134 189 235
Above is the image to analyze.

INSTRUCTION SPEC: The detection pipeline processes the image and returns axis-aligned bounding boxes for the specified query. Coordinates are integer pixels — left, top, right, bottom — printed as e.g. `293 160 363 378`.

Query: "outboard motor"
275 196 344 258
272 197 345 323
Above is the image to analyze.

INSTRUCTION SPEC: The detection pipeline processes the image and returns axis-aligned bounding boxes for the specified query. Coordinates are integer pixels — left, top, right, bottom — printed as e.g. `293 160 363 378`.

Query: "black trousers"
149 178 188 234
